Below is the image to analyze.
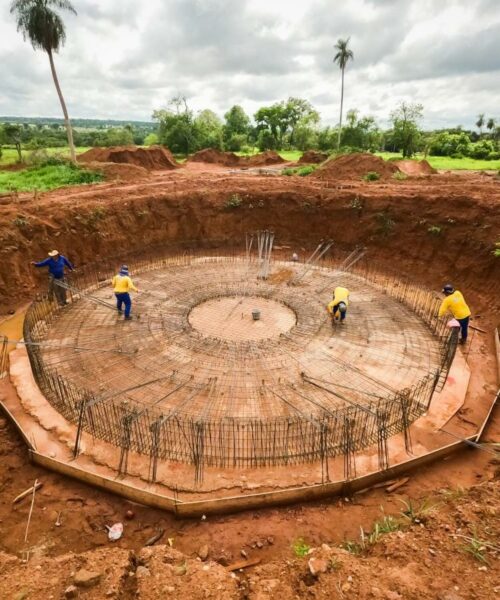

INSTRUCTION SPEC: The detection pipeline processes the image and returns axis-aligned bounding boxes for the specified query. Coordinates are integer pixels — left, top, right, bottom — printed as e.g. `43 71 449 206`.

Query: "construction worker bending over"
32 249 74 306
327 286 350 324
112 265 138 320
438 284 471 344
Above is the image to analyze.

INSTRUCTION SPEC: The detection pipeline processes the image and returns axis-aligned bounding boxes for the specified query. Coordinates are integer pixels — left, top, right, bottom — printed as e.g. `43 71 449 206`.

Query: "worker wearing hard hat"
327 286 350 324
438 284 471 344
112 265 139 320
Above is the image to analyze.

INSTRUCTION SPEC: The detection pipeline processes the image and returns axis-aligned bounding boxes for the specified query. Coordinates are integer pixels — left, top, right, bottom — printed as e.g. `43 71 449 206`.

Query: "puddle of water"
0 309 27 354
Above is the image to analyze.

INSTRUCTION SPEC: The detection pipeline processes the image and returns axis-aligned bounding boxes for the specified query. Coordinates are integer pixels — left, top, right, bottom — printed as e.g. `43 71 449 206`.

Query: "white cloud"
0 0 498 128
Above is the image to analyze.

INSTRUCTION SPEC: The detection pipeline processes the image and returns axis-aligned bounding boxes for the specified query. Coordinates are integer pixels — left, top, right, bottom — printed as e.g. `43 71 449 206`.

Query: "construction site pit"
12 247 467 514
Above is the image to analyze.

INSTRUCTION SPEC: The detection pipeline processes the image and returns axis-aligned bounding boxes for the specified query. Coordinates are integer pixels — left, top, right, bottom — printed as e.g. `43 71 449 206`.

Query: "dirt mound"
298 150 329 165
188 148 241 166
313 152 400 181
244 150 284 166
79 145 178 170
86 161 150 182
394 159 437 176
188 149 285 167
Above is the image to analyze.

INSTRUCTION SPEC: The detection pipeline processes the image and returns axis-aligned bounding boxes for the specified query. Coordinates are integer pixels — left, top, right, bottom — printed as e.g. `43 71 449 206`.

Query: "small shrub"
487 151 500 160
393 171 407 181
492 242 500 258
297 165 317 176
282 167 296 176
41 155 70 167
375 212 395 236
341 539 363 555
76 206 106 229
224 194 243 209
427 225 442 235
450 153 464 159
399 498 435 524
349 195 364 211
12 215 29 228
363 171 380 181
292 538 311 557
461 530 490 565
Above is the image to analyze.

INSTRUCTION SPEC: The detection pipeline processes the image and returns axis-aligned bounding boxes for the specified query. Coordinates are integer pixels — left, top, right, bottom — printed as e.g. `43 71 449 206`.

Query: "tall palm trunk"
337 66 345 150
47 48 76 163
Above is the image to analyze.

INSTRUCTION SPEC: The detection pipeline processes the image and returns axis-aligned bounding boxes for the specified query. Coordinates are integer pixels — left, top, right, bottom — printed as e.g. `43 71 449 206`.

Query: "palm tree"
333 37 354 150
486 117 495 135
476 113 485 138
11 0 77 163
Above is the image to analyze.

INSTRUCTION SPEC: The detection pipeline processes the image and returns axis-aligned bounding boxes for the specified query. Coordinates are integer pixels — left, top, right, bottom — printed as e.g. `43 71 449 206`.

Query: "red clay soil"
188 148 284 167
187 148 242 166
297 150 329 165
0 168 499 318
395 159 438 176
0 167 499 598
79 145 178 170
84 160 151 182
313 152 401 181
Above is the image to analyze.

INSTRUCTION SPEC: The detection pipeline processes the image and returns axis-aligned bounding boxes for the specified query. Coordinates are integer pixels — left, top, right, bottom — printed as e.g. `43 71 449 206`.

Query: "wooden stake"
24 478 38 545
13 482 43 504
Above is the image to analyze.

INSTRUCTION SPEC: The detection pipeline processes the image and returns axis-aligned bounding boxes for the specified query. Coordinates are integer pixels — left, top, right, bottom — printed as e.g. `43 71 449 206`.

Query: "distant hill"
0 116 155 129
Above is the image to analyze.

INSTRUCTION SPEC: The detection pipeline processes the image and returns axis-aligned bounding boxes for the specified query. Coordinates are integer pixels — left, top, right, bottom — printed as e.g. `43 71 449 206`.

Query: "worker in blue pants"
112 265 139 320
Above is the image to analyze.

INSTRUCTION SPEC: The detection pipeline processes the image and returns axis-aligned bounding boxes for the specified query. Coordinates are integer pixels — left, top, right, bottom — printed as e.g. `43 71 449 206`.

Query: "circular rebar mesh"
24 254 450 472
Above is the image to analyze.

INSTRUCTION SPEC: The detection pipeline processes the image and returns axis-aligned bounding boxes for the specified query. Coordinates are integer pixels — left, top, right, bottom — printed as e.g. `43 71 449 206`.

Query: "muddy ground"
0 159 499 598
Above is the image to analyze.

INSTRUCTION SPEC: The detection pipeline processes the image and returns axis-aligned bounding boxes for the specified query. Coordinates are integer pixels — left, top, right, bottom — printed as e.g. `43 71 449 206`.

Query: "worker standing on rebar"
32 250 74 306
112 265 138 321
327 286 350 324
438 284 471 344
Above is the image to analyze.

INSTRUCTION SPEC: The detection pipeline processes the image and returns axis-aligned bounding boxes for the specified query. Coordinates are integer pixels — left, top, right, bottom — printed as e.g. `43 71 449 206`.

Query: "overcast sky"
1 0 499 128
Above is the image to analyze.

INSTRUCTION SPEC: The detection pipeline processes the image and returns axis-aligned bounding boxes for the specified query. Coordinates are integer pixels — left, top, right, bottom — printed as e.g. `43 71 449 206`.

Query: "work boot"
124 316 132 321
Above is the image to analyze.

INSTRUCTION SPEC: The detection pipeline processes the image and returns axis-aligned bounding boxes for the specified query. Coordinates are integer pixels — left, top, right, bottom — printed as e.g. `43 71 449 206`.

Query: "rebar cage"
22 247 457 484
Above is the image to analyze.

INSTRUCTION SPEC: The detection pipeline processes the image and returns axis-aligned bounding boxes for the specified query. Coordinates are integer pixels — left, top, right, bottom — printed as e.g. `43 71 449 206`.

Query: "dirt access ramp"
313 152 401 181
394 158 437 176
187 148 284 167
79 145 178 170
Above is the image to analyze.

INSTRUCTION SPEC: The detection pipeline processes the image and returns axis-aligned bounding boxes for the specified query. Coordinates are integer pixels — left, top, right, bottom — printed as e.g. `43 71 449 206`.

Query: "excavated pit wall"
1 181 499 325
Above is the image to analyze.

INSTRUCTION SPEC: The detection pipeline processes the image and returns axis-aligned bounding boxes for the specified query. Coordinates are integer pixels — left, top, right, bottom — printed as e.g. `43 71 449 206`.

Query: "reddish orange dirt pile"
83 161 150 182
188 148 284 167
79 145 178 170
395 159 437 176
313 152 400 181
298 150 329 164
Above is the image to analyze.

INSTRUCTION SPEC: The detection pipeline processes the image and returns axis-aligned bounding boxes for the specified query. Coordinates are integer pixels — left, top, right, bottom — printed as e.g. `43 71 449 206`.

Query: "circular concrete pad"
188 296 296 341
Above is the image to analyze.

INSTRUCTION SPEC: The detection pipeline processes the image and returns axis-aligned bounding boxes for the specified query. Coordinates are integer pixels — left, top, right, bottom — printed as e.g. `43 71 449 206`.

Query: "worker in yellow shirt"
112 265 138 320
438 284 471 344
327 286 350 324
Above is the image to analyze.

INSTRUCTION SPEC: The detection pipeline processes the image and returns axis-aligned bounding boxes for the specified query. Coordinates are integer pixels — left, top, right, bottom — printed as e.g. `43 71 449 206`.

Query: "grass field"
0 163 103 194
0 146 90 166
375 151 500 171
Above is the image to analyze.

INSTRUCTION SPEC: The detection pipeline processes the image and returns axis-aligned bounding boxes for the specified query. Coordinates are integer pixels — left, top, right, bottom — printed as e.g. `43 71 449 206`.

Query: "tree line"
151 97 499 160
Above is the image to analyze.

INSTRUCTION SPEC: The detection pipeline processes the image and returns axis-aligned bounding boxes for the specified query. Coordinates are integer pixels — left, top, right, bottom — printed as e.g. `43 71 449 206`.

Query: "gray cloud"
0 0 498 128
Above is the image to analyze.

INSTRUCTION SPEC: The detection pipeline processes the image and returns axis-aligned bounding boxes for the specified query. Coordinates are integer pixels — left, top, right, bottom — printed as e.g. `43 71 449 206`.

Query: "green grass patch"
235 149 302 162
375 151 500 171
0 146 91 166
292 538 311 557
0 163 104 194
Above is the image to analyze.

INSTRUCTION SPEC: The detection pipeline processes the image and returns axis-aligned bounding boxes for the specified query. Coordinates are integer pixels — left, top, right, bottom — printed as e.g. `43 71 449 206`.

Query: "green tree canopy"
11 0 77 162
390 102 423 158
